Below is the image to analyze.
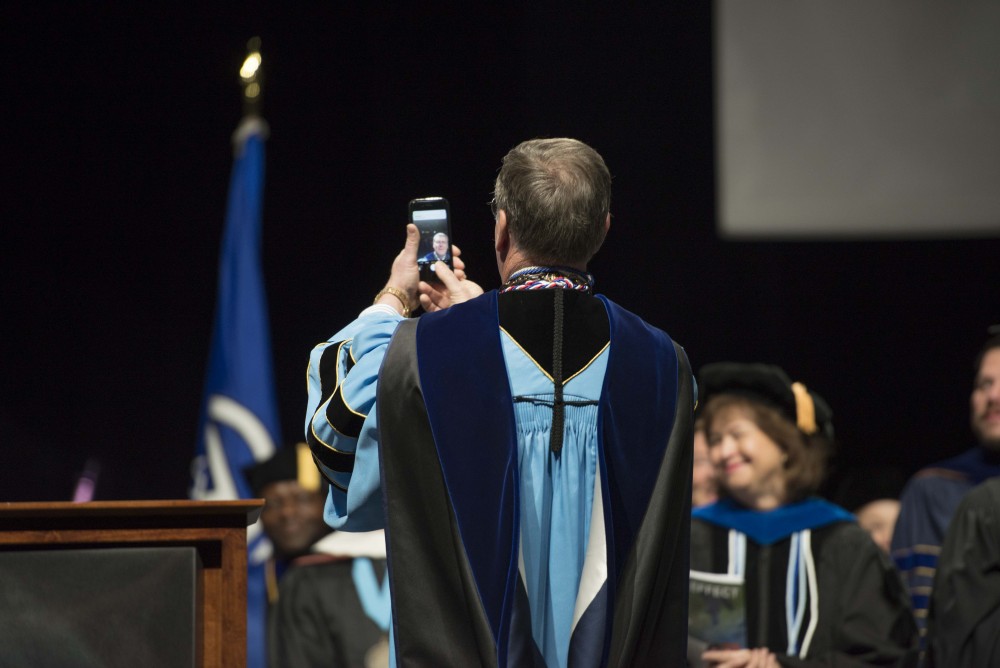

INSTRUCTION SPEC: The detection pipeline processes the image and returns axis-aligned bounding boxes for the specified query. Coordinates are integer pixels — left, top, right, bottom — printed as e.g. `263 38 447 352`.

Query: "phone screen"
409 197 452 283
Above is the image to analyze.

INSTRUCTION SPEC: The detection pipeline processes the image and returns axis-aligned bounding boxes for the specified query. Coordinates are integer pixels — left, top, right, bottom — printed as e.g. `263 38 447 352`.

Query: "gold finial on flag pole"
240 36 263 117
233 36 269 154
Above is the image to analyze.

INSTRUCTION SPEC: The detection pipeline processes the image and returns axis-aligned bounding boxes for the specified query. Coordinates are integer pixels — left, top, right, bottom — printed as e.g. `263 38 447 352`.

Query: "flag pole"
191 36 278 668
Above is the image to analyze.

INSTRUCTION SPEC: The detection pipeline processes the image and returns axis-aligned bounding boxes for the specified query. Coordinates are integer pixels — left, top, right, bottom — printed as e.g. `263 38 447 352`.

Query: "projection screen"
715 0 1000 238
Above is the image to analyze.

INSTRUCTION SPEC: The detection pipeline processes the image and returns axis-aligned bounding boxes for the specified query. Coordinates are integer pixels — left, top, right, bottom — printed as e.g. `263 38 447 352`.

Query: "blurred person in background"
689 363 917 668
891 330 1000 644
245 443 333 601
830 466 906 555
250 444 390 666
925 476 1000 667
693 417 719 508
855 498 901 555
269 524 389 667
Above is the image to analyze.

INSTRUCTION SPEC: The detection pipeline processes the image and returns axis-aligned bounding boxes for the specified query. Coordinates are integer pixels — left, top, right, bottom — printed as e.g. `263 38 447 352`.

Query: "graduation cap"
698 362 834 441
243 442 322 497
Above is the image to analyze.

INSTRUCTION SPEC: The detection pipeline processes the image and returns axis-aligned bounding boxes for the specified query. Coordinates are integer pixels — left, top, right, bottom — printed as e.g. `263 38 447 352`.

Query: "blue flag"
191 115 278 668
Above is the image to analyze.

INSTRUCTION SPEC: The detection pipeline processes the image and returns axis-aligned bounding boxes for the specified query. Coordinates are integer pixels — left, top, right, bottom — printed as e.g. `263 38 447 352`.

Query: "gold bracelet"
374 286 411 318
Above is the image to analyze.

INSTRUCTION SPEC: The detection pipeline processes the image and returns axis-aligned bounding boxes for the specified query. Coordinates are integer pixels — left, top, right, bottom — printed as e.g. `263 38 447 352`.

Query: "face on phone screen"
410 198 452 283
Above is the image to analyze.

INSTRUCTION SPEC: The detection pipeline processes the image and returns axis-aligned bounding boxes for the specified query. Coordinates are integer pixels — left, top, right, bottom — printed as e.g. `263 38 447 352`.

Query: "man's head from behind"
245 443 331 560
971 333 1000 450
492 138 611 269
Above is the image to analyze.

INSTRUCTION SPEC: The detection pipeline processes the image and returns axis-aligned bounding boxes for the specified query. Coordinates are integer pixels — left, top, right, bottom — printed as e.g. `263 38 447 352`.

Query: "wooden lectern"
0 499 263 668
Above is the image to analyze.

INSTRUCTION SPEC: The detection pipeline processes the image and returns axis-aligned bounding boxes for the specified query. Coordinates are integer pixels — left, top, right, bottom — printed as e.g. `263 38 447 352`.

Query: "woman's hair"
701 393 831 504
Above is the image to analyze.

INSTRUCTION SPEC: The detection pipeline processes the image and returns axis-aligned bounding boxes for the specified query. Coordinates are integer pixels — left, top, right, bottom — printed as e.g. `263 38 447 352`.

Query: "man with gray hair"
306 138 693 667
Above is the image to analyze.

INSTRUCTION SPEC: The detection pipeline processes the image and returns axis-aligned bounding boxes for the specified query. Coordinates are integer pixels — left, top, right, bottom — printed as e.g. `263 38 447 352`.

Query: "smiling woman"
706 403 791 510
687 363 918 668
702 390 829 512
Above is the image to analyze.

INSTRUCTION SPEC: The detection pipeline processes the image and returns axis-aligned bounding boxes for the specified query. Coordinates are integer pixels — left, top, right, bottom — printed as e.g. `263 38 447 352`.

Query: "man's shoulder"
910 467 976 487
892 459 980 550
908 447 996 487
899 469 974 509
596 295 676 344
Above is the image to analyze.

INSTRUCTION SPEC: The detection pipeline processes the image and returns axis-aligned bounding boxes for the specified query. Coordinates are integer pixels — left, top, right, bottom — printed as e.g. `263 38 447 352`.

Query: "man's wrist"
374 285 412 317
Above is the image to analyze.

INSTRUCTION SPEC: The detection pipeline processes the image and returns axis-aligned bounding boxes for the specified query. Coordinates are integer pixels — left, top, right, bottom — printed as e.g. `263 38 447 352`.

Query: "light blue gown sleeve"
305 305 401 531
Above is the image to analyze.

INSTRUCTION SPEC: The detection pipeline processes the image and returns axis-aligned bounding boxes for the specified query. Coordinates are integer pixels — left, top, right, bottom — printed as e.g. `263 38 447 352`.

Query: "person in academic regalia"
925 476 1000 668
890 332 1000 647
689 363 918 668
305 138 694 667
244 443 333 606
248 444 390 667
268 529 390 668
693 418 720 509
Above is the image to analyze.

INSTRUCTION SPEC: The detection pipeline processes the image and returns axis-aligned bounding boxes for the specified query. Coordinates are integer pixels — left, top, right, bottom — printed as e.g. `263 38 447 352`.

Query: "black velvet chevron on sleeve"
306 340 361 476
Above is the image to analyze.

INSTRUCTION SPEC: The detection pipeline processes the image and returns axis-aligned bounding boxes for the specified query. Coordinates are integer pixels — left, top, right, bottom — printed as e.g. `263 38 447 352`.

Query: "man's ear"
495 209 511 262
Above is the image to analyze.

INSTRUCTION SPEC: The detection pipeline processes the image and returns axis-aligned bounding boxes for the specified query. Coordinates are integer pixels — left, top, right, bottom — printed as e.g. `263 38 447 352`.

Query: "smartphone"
409 196 453 283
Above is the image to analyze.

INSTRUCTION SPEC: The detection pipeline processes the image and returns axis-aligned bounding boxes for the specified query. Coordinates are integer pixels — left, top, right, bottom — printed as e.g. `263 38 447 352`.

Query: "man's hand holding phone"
418 248 483 313
377 224 481 316
375 223 422 316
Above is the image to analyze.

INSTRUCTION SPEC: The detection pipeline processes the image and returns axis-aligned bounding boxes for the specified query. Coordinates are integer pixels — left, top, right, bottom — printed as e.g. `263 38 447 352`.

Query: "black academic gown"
690 499 918 668
268 556 388 667
926 477 1000 668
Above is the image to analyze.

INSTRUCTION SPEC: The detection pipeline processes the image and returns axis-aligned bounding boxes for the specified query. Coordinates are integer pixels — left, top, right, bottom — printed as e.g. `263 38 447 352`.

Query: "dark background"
2 4 997 503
